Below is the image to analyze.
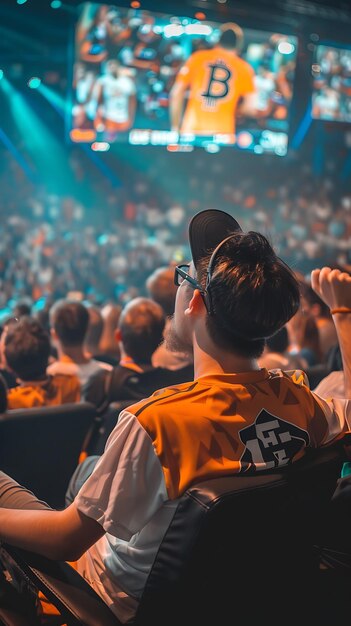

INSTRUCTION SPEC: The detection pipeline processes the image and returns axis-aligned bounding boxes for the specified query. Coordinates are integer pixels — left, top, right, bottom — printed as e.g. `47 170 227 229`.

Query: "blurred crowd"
1 143 351 316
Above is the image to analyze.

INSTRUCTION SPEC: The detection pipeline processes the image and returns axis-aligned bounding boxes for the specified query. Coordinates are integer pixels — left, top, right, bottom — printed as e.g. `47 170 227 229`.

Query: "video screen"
70 3 298 155
311 44 351 122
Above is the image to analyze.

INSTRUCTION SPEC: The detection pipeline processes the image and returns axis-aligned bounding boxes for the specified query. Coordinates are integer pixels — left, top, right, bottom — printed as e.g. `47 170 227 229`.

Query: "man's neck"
56 345 91 365
193 345 260 379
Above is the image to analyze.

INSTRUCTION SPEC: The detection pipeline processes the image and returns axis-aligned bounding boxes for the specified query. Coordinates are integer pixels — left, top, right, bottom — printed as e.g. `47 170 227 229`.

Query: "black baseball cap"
189 209 242 270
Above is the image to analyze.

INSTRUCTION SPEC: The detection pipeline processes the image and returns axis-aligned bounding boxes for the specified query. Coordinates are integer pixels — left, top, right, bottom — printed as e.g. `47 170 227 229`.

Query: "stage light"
278 41 295 55
28 77 41 89
0 71 3 81
17 0 28 4
51 0 62 7
130 1 140 7
194 12 206 20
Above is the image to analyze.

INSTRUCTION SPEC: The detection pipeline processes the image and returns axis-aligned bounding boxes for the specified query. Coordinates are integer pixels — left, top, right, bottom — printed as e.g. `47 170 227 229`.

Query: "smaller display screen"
311 44 351 122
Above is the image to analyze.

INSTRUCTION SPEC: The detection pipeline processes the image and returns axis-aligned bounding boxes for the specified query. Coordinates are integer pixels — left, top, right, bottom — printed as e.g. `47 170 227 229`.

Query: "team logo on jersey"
202 61 232 108
238 409 310 472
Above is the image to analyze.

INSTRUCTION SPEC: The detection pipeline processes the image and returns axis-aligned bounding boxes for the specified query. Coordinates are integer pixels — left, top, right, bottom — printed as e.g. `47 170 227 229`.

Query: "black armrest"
0 544 121 626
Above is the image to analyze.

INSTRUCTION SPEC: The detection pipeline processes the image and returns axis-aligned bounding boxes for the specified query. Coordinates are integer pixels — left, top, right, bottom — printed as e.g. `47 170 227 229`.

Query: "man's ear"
185 289 206 317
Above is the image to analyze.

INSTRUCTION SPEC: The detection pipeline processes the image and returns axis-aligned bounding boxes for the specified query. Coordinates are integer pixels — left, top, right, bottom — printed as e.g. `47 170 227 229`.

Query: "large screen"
70 3 298 155
311 44 351 122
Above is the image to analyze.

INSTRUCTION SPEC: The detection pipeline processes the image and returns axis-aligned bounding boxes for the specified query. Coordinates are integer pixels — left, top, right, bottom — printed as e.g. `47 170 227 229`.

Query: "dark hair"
266 326 289 354
4 316 50 380
49 300 89 347
118 297 165 363
299 280 331 318
13 302 31 318
146 266 178 317
196 232 300 359
219 29 238 49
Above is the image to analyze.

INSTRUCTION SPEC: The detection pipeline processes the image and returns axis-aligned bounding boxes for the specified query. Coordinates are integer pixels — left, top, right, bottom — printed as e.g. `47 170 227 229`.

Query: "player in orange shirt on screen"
169 23 258 140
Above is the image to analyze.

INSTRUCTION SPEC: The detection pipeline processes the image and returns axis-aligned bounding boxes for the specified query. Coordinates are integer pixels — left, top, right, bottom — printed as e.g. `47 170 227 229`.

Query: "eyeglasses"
174 234 239 316
174 264 203 291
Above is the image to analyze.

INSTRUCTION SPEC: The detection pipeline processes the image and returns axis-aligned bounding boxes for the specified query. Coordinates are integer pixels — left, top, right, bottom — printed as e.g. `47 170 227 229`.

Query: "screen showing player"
70 3 298 155
311 44 351 123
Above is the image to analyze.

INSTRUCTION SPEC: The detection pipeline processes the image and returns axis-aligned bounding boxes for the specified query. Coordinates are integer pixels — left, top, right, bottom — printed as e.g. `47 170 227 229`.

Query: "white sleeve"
75 410 168 540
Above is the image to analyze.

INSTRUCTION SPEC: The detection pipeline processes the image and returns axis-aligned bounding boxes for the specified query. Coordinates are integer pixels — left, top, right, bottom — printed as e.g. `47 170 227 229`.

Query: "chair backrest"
135 442 351 626
84 400 133 457
0 402 97 509
1 442 351 626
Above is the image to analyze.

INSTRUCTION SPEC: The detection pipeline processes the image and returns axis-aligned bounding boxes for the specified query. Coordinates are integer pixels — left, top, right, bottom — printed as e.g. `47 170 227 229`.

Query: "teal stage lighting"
28 77 41 89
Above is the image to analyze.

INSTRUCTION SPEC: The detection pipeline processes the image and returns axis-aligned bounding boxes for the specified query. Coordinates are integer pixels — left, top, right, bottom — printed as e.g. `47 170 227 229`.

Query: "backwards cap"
188 209 242 270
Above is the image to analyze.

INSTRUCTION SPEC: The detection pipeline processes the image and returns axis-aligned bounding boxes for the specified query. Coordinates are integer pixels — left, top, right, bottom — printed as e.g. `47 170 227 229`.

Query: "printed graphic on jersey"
239 408 310 472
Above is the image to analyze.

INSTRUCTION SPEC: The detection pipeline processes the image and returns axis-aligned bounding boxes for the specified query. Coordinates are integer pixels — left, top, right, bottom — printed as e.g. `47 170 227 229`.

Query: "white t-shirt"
97 74 136 123
75 410 177 623
47 358 112 387
313 371 345 399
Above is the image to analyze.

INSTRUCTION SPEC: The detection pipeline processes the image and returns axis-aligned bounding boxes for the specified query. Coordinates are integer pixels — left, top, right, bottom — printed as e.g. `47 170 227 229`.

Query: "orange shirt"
7 374 81 410
129 369 350 499
174 46 255 136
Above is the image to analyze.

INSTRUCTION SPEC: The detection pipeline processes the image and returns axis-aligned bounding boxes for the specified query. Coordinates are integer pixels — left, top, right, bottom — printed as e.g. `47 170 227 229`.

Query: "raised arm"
311 266 351 397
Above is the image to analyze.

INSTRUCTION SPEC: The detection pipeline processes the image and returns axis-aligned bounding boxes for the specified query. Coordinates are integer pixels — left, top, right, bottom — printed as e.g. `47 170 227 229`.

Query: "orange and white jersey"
75 368 351 623
174 46 256 135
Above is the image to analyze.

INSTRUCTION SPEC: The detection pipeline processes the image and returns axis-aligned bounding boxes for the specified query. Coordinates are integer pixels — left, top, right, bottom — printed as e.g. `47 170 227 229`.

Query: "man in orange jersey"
169 24 257 140
1 210 351 624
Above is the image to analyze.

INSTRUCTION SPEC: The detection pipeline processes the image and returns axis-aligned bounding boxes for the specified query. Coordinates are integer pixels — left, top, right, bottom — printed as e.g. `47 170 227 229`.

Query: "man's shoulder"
126 379 198 419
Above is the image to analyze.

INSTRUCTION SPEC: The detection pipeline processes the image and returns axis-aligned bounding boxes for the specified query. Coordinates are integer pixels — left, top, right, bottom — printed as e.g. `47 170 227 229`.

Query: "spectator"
97 303 122 365
0 318 19 390
83 296 193 410
0 373 7 413
299 278 338 362
258 326 307 370
47 299 112 386
0 210 351 625
146 265 193 372
84 304 108 363
3 317 80 409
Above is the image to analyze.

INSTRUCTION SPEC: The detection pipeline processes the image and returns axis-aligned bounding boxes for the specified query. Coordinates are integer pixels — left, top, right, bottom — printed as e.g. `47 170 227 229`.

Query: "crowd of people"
0 206 351 624
1 142 351 317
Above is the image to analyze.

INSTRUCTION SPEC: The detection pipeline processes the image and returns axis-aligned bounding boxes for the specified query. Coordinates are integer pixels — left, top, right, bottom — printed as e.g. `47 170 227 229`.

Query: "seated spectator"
1 210 351 625
0 373 7 413
13 302 31 319
146 265 193 371
97 303 121 365
47 299 112 386
82 296 193 410
299 278 338 362
84 304 114 365
258 326 307 370
0 318 19 390
286 305 323 367
3 316 80 409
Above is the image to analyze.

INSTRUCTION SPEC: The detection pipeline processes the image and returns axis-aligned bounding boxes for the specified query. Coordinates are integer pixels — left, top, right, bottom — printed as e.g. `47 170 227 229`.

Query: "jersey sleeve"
75 409 168 540
239 61 256 96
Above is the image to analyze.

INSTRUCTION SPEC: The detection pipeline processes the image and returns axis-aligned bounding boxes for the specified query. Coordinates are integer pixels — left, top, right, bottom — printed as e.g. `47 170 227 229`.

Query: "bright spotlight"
278 41 295 55
28 77 42 89
51 0 62 7
17 0 28 4
0 71 3 81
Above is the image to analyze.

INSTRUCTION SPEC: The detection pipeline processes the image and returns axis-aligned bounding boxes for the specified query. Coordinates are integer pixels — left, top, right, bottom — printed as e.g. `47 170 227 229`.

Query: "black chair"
0 402 97 509
1 442 351 626
83 400 133 457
